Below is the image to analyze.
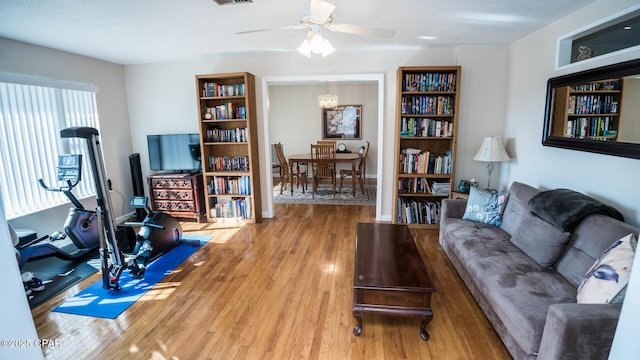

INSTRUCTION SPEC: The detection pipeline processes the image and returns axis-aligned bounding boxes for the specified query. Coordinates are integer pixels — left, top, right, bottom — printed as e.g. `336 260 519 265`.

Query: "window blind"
0 81 100 219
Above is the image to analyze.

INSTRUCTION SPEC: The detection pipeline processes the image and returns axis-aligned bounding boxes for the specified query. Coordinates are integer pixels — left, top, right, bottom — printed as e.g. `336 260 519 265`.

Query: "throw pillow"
462 187 510 227
577 233 637 304
510 211 571 268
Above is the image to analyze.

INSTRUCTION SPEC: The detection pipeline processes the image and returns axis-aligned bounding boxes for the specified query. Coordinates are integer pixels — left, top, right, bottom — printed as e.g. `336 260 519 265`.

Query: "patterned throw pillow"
462 187 510 227
577 233 637 304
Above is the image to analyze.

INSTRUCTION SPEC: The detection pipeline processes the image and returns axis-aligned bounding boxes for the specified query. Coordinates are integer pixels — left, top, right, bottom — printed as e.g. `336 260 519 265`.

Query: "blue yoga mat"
53 234 211 319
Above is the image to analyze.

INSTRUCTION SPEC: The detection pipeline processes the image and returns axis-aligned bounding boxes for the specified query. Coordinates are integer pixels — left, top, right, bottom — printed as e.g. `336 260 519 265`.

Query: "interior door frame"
260 73 384 220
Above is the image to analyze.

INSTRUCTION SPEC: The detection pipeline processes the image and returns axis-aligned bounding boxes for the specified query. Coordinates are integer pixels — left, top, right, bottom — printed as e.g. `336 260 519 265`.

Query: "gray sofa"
439 181 639 360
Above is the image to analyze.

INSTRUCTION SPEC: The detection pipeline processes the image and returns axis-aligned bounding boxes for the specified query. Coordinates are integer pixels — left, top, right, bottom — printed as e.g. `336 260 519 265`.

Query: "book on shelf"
210 197 252 219
401 95 454 116
565 117 614 139
205 127 248 143
208 155 250 172
399 149 452 175
567 94 616 115
202 82 245 97
397 198 441 224
430 181 451 195
570 79 620 91
208 176 251 196
400 117 453 137
398 177 432 194
403 73 457 92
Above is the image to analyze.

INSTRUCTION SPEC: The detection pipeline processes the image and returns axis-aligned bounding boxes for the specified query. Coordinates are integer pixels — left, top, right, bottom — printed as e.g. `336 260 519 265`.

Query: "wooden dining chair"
317 140 336 152
339 141 369 195
274 142 306 194
310 143 336 198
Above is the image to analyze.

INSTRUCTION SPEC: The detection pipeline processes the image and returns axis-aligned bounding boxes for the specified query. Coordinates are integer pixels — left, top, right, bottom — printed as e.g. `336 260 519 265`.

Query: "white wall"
269 82 378 178
503 0 640 227
124 47 510 220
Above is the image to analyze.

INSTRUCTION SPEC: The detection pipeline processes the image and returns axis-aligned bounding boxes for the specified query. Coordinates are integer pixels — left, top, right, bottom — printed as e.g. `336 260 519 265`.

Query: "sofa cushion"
445 228 576 355
500 182 540 236
555 214 640 288
510 211 571 268
577 233 637 304
462 187 509 227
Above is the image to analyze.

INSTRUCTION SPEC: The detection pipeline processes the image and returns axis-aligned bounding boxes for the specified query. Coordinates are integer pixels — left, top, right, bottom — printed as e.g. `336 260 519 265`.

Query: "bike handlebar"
38 178 77 192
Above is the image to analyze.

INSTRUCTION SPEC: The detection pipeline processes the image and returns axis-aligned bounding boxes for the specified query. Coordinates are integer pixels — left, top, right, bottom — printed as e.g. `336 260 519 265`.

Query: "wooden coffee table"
352 223 435 340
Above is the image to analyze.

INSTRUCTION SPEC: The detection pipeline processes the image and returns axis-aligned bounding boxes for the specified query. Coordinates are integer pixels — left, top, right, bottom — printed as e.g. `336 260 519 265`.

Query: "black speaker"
129 153 146 220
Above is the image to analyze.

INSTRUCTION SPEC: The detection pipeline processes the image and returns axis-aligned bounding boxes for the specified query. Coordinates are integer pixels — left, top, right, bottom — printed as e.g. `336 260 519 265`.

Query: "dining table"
287 152 362 196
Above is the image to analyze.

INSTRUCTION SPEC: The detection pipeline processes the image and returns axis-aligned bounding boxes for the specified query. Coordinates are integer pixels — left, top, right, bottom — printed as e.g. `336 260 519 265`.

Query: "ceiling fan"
237 0 395 56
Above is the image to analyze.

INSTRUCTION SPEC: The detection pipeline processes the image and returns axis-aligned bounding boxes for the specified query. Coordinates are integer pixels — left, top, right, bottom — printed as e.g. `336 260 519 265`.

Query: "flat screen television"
147 134 201 172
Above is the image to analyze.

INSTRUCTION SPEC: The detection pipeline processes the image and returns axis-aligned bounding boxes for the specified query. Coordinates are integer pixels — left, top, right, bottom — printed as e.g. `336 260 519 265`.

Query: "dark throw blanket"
528 188 624 232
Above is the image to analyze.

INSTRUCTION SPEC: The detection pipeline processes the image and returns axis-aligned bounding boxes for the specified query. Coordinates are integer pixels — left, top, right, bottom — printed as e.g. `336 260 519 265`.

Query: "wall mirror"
542 58 640 159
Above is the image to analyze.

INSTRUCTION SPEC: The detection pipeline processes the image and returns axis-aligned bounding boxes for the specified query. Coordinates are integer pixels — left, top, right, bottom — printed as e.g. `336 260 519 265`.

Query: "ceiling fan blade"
309 0 336 23
325 23 395 38
236 24 308 35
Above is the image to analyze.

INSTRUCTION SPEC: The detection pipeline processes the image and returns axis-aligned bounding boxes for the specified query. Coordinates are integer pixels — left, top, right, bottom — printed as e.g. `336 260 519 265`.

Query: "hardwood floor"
31 204 510 359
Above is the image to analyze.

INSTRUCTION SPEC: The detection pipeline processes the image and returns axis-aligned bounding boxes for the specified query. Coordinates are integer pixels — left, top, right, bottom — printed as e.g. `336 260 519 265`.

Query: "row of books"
566 117 616 139
208 155 250 172
399 117 453 137
403 72 457 92
205 127 248 143
208 175 252 195
202 82 245 97
399 150 452 175
204 104 246 120
397 198 441 225
401 95 454 116
209 197 252 219
430 181 451 195
567 95 617 115
570 79 620 91
397 178 451 195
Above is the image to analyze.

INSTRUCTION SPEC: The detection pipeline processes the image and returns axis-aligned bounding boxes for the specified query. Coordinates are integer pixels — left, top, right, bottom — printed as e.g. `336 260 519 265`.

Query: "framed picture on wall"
322 105 362 139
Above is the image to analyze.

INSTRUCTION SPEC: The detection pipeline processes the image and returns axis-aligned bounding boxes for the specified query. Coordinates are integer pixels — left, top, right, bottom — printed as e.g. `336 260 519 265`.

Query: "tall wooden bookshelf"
392 66 461 229
195 72 262 223
550 78 623 140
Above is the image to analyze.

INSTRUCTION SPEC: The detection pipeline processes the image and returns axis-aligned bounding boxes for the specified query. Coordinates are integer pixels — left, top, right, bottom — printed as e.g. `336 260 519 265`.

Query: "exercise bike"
122 196 199 279
60 126 198 290
17 154 100 267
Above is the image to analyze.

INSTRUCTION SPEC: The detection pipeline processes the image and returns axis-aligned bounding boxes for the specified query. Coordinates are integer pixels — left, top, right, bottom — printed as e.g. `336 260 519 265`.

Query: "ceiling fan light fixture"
297 30 335 57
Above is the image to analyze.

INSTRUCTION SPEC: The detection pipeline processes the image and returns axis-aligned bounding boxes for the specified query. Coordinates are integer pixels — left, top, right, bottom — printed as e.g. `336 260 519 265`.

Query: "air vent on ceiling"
213 0 253 5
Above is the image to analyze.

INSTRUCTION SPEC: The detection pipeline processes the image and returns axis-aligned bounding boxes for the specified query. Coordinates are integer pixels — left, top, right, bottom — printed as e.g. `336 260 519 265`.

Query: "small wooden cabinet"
148 173 205 222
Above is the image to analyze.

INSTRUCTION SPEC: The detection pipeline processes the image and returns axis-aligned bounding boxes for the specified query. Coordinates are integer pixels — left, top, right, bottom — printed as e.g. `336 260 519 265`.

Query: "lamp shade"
473 136 511 162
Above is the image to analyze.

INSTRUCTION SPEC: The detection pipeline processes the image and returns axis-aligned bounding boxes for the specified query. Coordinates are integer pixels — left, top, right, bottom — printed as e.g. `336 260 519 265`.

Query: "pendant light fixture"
318 81 338 109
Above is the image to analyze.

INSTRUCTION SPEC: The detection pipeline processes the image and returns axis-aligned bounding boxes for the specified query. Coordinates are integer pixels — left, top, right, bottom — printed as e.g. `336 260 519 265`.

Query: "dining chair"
339 141 369 195
317 140 336 152
274 142 306 194
310 143 336 198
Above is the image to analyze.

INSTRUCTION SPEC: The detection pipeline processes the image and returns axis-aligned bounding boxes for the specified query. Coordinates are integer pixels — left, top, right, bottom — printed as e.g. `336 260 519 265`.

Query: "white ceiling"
0 0 596 65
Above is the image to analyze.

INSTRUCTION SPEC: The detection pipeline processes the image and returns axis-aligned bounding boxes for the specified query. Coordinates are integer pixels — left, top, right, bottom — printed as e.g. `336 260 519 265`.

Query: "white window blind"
0 81 100 219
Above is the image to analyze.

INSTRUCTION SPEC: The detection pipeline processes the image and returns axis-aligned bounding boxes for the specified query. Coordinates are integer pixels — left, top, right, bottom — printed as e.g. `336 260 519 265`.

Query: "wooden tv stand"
352 223 435 340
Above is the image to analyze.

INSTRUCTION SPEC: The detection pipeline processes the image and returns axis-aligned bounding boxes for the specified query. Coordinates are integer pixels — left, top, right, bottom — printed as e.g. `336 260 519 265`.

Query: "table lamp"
473 136 510 188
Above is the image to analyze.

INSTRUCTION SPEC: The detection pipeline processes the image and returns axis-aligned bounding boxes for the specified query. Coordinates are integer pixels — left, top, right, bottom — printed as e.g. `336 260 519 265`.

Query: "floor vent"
213 0 253 5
